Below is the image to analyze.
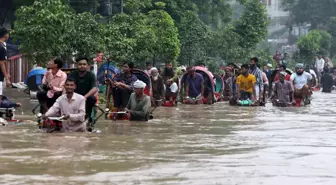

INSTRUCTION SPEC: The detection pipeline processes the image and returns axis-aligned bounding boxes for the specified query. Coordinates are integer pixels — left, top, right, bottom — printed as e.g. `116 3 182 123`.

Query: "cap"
295 63 304 69
133 80 146 89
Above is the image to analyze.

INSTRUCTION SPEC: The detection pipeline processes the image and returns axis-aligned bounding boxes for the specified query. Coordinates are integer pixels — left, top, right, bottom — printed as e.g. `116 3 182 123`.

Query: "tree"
215 25 245 62
103 14 138 63
153 0 232 29
212 0 268 62
178 11 209 65
296 30 331 65
192 0 232 28
148 4 180 64
233 0 268 52
13 0 102 64
103 1 180 67
318 30 332 56
13 0 74 64
69 12 105 58
282 0 336 29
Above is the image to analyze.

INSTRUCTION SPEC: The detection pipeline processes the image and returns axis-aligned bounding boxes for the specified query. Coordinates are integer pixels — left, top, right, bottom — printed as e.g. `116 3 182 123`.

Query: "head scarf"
295 63 304 69
133 80 146 89
150 67 158 73
150 67 159 81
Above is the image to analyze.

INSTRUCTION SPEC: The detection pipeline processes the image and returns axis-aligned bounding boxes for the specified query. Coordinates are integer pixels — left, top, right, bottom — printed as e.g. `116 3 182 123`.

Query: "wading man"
249 57 263 103
150 67 165 106
69 57 98 124
185 66 204 104
44 78 86 132
236 64 256 102
291 63 313 105
126 80 151 121
272 71 295 106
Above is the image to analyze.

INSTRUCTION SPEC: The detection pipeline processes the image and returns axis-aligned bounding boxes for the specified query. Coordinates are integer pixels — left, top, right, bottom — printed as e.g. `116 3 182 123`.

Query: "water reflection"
0 92 336 184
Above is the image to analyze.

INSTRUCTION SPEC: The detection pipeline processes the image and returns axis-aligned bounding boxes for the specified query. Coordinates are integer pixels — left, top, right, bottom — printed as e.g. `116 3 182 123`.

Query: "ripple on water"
0 92 336 184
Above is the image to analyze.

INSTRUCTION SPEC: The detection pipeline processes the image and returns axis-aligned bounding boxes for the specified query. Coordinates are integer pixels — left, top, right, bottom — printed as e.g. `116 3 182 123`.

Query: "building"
262 0 289 34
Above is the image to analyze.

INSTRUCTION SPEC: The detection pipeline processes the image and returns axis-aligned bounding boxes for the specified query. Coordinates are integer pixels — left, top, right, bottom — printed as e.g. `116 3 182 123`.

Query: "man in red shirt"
273 65 291 82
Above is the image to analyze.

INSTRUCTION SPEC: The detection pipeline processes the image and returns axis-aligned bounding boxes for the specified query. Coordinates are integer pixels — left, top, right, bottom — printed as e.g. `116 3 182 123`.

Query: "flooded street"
1 91 336 185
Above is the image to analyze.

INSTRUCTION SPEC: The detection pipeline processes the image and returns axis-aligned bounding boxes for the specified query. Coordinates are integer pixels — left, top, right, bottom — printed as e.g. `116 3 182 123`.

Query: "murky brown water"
1 91 336 185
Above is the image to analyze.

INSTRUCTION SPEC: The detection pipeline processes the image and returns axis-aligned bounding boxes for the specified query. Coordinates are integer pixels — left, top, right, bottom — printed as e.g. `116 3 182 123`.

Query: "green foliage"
282 0 336 29
70 12 105 58
283 1 336 58
215 25 244 61
124 0 152 13
13 0 76 64
192 0 232 28
178 11 209 65
233 0 268 51
252 48 276 68
296 30 332 65
103 13 142 64
13 0 180 67
11 0 269 70
213 0 268 63
103 1 180 67
148 9 180 63
318 30 332 56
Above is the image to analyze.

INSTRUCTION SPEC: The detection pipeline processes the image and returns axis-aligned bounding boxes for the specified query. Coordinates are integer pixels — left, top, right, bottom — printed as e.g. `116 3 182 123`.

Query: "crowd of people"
222 56 336 107
1 27 336 133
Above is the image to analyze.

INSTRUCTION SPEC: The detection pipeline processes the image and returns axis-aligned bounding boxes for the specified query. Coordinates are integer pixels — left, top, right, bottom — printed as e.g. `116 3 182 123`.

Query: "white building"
262 0 289 34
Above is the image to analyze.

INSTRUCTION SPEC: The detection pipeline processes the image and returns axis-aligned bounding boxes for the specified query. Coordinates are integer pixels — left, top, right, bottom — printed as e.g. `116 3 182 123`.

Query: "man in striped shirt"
249 57 264 102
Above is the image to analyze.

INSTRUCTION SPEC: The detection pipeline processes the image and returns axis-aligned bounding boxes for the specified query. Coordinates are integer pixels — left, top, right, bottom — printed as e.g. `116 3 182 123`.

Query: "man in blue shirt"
111 62 137 111
185 66 204 104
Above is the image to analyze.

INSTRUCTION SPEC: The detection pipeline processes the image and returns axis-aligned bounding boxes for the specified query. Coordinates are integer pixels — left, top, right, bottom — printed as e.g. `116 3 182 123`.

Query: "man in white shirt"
165 78 178 103
315 55 325 72
315 55 325 84
291 63 313 105
43 78 87 132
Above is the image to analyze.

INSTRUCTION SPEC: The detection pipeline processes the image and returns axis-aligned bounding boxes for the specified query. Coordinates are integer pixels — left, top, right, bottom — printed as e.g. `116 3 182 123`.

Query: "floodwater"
1 91 336 185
